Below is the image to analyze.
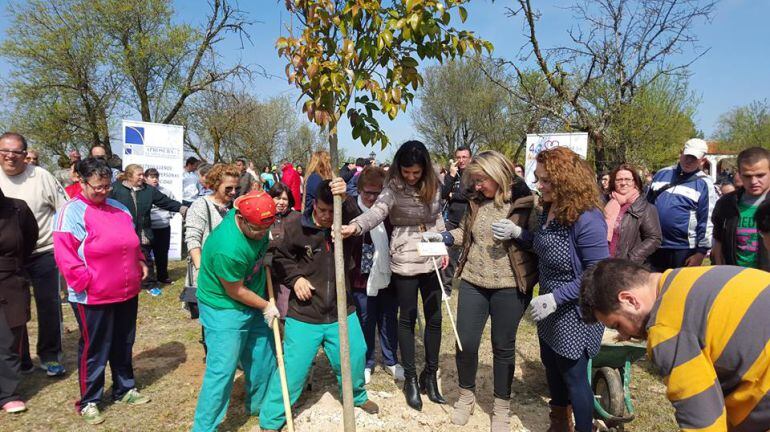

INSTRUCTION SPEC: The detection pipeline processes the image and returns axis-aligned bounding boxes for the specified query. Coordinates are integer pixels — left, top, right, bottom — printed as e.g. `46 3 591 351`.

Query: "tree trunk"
328 124 356 432
591 130 607 173
513 135 527 163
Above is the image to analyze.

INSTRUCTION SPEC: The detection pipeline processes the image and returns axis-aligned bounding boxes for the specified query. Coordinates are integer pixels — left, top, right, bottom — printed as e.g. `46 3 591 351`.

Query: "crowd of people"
0 131 769 432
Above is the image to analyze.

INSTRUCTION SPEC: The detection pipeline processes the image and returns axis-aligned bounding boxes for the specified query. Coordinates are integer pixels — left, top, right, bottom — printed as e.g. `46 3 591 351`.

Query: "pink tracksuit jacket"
53 193 145 305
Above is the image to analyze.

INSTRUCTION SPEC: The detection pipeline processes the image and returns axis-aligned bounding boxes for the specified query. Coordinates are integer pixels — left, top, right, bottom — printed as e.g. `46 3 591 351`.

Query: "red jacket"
281 164 302 211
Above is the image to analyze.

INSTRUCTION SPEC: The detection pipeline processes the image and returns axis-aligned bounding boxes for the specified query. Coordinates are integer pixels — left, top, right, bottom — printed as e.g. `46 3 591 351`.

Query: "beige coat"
351 177 446 276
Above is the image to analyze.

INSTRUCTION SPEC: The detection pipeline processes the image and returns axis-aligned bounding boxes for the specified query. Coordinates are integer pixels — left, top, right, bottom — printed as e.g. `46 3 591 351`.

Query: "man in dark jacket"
711 147 770 270
441 147 472 230
339 161 356 183
259 179 378 432
441 146 472 286
0 189 38 413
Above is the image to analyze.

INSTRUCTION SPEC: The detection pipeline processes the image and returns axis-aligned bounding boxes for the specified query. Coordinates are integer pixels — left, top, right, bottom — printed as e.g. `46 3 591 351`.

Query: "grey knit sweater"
184 196 226 251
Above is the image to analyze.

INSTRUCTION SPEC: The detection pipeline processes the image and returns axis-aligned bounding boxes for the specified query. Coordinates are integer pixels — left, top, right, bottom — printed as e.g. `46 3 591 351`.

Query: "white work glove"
491 219 522 241
263 303 280 328
530 293 557 322
422 232 444 243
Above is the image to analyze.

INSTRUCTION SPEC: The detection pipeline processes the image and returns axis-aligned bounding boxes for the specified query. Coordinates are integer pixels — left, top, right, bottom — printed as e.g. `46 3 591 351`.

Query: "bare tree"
2 0 124 154
98 0 252 124
500 0 715 170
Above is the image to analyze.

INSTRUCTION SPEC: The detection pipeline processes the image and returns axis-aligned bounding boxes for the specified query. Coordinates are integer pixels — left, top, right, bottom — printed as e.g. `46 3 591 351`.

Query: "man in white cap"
646 138 716 270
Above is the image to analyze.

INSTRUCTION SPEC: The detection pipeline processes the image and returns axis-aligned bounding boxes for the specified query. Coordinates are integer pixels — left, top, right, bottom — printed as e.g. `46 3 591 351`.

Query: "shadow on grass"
133 341 187 390
17 323 81 402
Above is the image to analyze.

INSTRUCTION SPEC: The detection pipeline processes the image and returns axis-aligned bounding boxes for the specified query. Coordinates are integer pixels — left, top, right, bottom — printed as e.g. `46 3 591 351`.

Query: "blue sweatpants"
70 296 138 410
192 303 276 432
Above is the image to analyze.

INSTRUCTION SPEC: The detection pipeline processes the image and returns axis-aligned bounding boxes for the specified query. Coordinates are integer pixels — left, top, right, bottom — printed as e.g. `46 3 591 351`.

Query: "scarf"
358 195 391 295
605 188 640 242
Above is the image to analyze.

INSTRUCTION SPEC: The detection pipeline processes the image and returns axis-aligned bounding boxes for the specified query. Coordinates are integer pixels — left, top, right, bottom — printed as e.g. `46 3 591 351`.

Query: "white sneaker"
384 363 405 381
364 367 372 384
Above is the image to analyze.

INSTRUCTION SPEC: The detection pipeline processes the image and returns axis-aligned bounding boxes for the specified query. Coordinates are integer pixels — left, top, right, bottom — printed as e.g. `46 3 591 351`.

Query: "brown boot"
450 388 475 425
546 404 575 432
490 398 510 432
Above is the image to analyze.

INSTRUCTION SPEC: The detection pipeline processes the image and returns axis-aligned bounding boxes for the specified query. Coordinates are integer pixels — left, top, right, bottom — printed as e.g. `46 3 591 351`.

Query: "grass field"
0 261 677 431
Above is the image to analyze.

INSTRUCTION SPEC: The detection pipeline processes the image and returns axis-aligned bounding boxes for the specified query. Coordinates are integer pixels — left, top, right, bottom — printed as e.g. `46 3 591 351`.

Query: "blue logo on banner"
125 126 145 145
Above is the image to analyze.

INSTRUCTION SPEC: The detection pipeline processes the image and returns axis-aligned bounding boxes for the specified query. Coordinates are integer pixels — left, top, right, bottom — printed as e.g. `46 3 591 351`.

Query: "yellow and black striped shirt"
647 266 770 431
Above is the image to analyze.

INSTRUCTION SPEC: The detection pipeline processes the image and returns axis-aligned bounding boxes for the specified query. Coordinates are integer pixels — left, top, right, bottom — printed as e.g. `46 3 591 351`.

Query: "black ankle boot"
419 370 447 404
403 376 423 411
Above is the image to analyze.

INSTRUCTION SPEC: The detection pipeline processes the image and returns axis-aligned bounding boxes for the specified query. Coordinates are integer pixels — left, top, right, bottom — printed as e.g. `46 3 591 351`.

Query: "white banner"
121 120 184 261
524 132 589 189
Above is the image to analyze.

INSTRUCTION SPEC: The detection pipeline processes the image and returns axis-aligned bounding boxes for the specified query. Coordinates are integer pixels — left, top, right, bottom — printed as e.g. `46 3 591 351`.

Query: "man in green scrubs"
192 190 280 432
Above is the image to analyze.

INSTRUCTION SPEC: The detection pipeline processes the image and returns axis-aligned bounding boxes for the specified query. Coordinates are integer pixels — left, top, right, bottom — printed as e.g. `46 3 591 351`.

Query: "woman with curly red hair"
492 146 608 432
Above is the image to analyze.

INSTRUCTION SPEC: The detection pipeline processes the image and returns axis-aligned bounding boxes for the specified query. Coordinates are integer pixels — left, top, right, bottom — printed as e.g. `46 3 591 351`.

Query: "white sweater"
0 165 68 254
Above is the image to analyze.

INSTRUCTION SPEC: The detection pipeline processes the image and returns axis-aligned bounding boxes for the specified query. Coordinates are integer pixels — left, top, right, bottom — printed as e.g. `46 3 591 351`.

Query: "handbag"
179 199 214 318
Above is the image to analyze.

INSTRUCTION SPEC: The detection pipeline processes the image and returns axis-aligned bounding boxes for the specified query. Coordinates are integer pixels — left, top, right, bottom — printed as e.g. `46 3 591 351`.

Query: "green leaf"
408 13 420 31
402 56 418 67
458 6 468 23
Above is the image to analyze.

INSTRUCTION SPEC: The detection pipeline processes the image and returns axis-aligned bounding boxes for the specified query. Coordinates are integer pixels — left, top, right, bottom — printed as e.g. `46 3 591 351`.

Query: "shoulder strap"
647 172 693 204
205 199 213 232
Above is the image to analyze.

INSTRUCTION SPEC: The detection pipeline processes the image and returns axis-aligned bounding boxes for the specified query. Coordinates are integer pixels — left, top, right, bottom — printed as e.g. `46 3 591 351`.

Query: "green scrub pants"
192 303 276 432
258 313 368 430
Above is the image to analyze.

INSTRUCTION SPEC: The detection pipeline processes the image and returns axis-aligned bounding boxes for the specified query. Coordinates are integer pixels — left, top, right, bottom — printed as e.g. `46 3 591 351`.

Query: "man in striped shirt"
580 259 770 431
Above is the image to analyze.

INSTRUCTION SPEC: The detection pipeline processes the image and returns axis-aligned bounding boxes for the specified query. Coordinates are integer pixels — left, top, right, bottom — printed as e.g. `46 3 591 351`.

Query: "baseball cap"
233 191 276 227
682 138 708 159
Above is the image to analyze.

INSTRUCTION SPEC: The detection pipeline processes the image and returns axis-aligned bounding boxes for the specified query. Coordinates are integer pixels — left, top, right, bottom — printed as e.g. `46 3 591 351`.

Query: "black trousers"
22 252 62 364
442 220 461 290
455 280 531 399
0 307 24 405
140 245 157 289
392 272 443 379
151 227 171 281
70 297 138 409
649 248 696 272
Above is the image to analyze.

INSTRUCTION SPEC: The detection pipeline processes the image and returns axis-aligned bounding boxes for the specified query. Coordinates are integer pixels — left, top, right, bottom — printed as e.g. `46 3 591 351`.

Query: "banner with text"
524 132 589 189
122 120 184 261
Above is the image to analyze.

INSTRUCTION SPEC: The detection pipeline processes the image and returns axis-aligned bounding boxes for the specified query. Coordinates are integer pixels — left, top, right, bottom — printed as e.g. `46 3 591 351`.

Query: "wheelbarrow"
588 338 647 431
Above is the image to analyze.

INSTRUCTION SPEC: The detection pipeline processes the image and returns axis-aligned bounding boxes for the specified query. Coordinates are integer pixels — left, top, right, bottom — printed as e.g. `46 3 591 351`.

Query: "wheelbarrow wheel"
593 367 624 417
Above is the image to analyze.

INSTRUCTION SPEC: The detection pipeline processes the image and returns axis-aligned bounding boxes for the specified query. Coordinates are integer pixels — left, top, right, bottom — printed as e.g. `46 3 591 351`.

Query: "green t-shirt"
196 210 269 310
736 199 760 268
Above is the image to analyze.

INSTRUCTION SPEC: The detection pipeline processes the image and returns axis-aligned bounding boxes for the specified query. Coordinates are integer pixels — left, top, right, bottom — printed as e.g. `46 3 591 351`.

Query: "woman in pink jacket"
53 158 150 425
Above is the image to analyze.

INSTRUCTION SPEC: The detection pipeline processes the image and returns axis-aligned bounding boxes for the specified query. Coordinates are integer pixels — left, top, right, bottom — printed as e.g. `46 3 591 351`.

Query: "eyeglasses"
84 182 113 193
0 149 27 157
224 186 235 194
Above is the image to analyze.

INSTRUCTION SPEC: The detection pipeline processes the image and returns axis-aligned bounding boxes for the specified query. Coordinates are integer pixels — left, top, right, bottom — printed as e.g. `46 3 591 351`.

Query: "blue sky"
1 0 768 160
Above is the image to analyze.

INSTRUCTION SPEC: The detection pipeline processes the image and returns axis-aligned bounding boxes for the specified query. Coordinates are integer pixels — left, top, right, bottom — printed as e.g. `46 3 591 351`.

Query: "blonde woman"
341 140 448 411
303 150 333 210
110 164 185 295
441 151 538 431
